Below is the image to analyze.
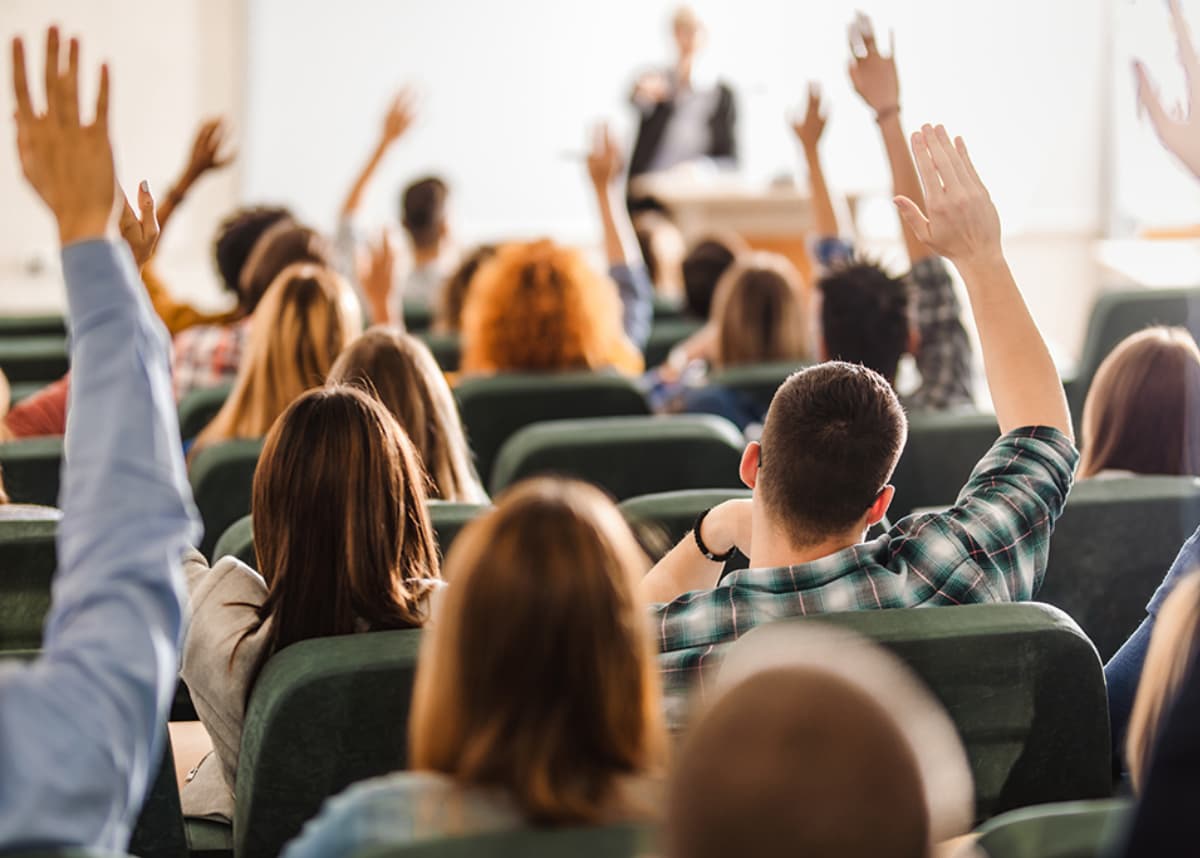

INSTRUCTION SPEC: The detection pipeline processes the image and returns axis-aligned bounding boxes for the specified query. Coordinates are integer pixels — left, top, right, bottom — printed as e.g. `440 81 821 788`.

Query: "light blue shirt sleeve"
609 262 654 350
0 239 200 850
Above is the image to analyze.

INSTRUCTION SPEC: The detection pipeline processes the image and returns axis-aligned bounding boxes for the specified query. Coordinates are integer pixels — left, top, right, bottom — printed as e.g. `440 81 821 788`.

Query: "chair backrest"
0 313 67 338
353 825 653 858
889 411 1000 517
491 415 745 500
212 501 490 572
403 301 433 332
234 629 423 858
455 372 650 485
177 384 233 442
188 438 265 559
0 518 58 651
1068 287 1200 420
0 852 134 857
732 603 1111 822
0 335 69 383
706 361 809 411
975 799 1131 858
417 332 461 373
0 436 64 507
1038 475 1200 661
619 488 751 561
642 318 705 368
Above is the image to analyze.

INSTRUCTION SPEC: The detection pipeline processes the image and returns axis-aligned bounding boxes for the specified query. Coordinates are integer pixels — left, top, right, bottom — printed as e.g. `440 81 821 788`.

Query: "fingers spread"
910 128 943 198
932 124 970 189
44 27 60 119
61 37 80 127
12 38 34 118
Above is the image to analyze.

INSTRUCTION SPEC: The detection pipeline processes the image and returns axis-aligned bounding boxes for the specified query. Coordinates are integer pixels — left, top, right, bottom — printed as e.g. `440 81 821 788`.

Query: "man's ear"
866 485 895 527
739 442 761 489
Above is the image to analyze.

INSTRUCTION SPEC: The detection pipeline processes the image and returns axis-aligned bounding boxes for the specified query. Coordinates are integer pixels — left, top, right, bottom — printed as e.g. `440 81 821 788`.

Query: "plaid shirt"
171 318 251 401
815 239 975 411
653 425 1078 724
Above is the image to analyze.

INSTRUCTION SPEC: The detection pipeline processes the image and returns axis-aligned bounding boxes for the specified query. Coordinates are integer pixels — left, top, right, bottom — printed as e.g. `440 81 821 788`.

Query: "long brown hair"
328 327 487 503
194 264 362 453
1127 571 1200 791
1079 327 1200 479
435 244 497 334
240 385 441 666
460 240 642 375
409 478 665 824
711 254 811 370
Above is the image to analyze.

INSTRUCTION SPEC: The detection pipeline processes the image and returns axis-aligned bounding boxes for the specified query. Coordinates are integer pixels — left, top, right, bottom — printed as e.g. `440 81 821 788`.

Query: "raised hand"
633 71 671 106
1135 0 1200 178
790 83 828 151
360 229 398 326
894 125 1002 270
379 87 417 148
586 123 623 188
119 181 160 270
12 29 118 245
183 117 235 180
847 12 899 117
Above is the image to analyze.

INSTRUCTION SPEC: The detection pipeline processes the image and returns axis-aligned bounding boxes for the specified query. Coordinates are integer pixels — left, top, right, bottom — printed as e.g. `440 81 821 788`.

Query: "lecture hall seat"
178 384 234 442
0 436 65 508
974 799 1131 858
188 438 266 560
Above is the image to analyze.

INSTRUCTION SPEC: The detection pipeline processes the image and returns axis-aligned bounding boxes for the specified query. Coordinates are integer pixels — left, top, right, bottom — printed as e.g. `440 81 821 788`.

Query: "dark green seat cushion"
0 335 69 383
0 313 67 338
706 361 809 410
178 384 233 442
976 798 1131 858
402 301 433 332
491 415 745 500
455 372 650 486
353 825 653 858
188 438 265 560
889 411 1000 517
0 517 58 651
642 318 705 368
731 604 1111 822
234 629 424 858
0 436 65 507
1038 475 1200 660
417 332 461 373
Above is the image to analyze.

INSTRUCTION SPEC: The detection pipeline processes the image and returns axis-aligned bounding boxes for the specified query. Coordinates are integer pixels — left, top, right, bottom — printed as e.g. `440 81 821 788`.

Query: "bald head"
666 667 930 858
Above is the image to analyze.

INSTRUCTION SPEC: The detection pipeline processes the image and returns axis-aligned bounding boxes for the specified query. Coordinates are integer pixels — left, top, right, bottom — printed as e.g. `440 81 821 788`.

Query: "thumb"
894 196 932 242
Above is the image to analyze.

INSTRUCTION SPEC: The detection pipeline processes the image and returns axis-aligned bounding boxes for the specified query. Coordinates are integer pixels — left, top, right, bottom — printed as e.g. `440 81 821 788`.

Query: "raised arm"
848 17 931 265
895 125 1071 440
791 83 839 240
588 123 653 348
340 88 416 219
1136 0 1200 179
0 30 198 848
156 117 235 232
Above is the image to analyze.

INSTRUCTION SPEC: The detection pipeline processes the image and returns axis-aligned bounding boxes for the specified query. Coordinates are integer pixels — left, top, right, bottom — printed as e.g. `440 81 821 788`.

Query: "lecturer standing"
627 6 738 211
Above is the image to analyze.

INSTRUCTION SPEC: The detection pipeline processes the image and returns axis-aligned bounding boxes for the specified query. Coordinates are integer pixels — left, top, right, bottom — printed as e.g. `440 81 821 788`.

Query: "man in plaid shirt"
640 122 1078 723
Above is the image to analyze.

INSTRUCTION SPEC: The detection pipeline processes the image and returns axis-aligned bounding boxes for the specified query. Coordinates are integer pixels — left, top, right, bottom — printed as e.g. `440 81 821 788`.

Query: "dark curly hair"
818 257 910 385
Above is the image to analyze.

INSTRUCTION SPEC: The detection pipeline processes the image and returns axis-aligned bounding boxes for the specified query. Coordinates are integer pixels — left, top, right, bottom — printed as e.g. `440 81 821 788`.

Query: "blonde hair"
409 478 666 824
1126 570 1200 790
328 328 487 503
460 240 642 375
194 264 361 452
711 254 811 370
1079 327 1200 479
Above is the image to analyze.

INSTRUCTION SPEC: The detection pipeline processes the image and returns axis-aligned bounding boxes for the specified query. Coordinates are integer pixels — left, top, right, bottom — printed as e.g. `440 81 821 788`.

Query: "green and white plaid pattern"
652 426 1078 720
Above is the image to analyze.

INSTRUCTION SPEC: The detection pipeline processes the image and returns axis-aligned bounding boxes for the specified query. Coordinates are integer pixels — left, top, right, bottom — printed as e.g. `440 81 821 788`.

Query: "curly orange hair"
460 240 642 375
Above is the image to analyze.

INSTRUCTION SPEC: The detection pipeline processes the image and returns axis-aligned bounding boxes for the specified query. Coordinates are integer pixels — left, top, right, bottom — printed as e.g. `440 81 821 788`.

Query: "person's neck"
675 55 694 88
412 242 441 267
748 521 863 570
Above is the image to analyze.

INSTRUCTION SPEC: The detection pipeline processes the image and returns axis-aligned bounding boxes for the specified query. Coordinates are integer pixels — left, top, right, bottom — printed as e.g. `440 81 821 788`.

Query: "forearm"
957 256 1072 439
594 180 639 267
803 144 839 238
157 167 200 233
878 114 932 264
638 535 724 603
341 142 388 217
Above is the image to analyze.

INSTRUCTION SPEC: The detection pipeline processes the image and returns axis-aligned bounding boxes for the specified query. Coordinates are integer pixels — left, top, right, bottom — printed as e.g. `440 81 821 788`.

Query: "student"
433 244 497 334
1077 326 1200 479
179 385 442 820
282 478 667 856
0 29 198 847
801 19 975 410
634 211 687 299
190 263 361 453
640 125 1076 719
459 126 652 374
327 327 488 503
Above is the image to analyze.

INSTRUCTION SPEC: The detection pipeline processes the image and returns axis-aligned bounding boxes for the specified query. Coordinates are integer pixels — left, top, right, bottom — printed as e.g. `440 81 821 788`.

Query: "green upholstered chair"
491 415 745 500
642 318 705 368
189 438 265 560
727 604 1111 822
976 799 1131 858
1038 475 1200 661
1064 287 1200 423
212 501 489 571
889 411 1000 517
0 335 69 383
417 332 461 373
706 361 809 411
178 384 233 442
619 488 751 561
0 313 67 338
455 372 650 487
127 732 191 858
0 517 58 651
232 629 424 858
0 436 64 508
402 301 433 332
652 293 685 321
352 825 653 858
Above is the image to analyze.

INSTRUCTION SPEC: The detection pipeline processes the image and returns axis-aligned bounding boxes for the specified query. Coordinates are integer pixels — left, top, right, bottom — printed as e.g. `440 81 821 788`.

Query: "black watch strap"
694 507 736 563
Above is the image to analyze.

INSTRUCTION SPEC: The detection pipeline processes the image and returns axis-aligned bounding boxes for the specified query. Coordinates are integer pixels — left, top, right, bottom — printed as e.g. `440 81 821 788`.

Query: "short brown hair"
819 259 910 385
410 478 666 824
238 223 334 317
758 362 907 545
435 244 497 334
242 386 441 667
711 254 811 370
1080 326 1200 479
328 328 487 504
402 176 449 249
682 234 746 320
